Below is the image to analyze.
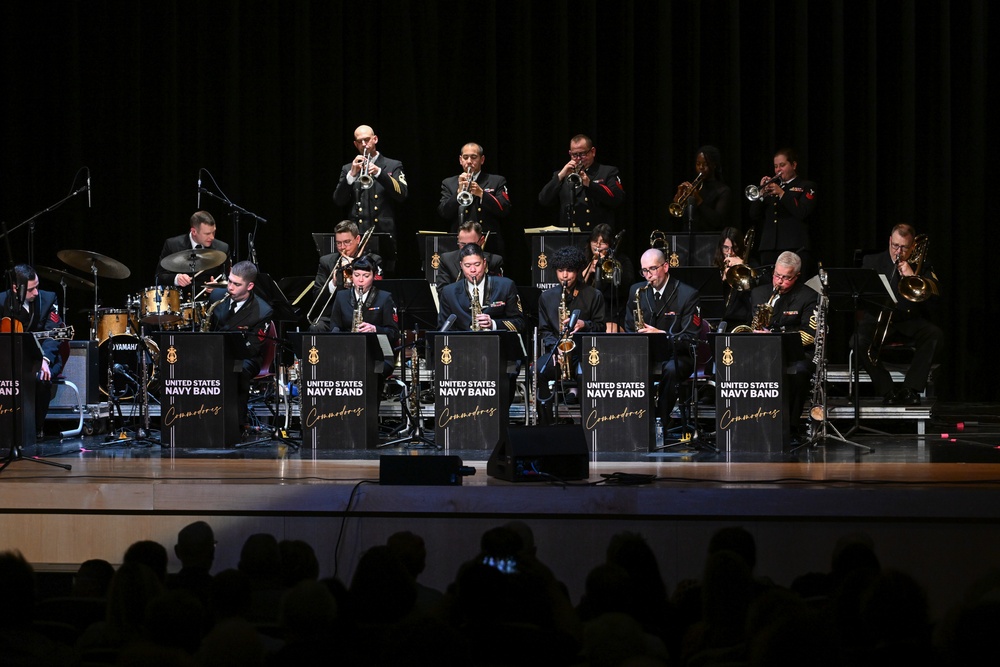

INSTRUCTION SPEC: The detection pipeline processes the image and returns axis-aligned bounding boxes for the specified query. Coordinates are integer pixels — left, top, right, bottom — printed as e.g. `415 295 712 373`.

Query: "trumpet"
724 228 757 292
358 148 375 190
669 171 706 217
744 174 782 201
457 166 474 207
567 162 583 186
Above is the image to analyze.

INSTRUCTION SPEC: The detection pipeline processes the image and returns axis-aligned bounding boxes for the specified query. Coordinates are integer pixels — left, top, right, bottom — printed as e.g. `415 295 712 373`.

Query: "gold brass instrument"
898 234 938 303
649 230 667 250
470 281 483 331
724 228 757 292
633 284 650 329
557 281 576 380
867 234 937 365
567 162 583 186
358 148 375 190
745 174 782 201
457 166 474 207
732 287 779 333
600 229 625 282
306 225 376 327
202 296 228 332
669 171 706 218
351 291 365 332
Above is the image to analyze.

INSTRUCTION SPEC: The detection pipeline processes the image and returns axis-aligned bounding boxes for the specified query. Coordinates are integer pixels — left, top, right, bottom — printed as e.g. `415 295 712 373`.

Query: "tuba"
557 281 576 380
669 171 706 217
732 287 779 333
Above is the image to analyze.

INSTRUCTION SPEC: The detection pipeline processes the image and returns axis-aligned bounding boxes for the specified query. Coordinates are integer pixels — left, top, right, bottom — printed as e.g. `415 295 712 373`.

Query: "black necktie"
229 300 238 317
195 244 203 249
654 291 663 308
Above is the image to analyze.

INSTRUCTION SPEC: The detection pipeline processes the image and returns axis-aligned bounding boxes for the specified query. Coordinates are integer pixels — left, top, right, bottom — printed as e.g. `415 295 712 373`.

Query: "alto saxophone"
202 296 228 332
732 287 779 333
351 291 365 332
557 281 575 380
633 284 650 329
470 281 483 331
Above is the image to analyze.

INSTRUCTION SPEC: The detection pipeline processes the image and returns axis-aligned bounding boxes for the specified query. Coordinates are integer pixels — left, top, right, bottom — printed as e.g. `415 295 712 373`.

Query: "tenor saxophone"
633 284 650 329
202 296 228 332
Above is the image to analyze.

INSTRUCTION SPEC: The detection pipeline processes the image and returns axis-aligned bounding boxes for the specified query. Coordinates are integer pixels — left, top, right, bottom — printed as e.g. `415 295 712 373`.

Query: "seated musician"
581 223 633 331
857 223 942 406
312 220 382 331
536 246 606 424
745 251 818 440
624 249 701 429
1 264 67 436
716 227 754 331
208 261 273 426
156 211 231 295
434 221 503 293
437 243 523 333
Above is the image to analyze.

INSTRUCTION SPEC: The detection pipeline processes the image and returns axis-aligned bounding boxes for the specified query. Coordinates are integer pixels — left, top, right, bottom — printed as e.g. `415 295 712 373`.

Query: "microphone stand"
197 169 268 264
2 169 90 268
379 328 438 449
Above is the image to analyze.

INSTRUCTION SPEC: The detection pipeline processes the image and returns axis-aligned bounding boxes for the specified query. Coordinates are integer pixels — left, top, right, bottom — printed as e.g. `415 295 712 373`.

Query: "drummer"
156 211 231 298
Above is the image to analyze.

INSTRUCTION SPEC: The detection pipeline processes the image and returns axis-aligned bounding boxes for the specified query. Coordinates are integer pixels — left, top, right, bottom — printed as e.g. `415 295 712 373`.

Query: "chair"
676 317 715 423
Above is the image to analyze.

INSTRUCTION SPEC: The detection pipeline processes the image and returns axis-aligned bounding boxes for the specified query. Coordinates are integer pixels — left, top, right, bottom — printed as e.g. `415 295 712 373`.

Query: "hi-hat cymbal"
202 279 229 288
35 265 96 291
159 248 227 273
57 249 131 279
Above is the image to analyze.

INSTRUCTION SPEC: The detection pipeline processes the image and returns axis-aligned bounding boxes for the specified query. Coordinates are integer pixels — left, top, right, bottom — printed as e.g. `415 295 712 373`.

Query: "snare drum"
140 286 182 324
93 308 136 342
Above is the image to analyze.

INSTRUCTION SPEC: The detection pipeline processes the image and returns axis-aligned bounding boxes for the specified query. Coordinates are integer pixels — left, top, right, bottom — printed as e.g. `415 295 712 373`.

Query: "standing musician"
538 134 625 231
434 221 503 293
437 244 523 334
745 251 818 440
581 223 634 332
747 148 817 274
857 224 942 406
156 211 231 294
624 249 701 427
535 246 606 424
438 142 512 257
715 227 753 331
1 264 67 435
333 125 408 274
208 261 273 426
672 145 733 231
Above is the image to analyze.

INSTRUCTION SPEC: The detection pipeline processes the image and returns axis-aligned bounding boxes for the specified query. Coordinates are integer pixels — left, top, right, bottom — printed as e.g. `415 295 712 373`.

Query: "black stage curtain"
0 1 992 400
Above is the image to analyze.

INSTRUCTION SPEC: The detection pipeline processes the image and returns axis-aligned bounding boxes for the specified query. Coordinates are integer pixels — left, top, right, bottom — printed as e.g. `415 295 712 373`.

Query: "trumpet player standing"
333 125 408 274
538 134 625 232
438 142 512 257
672 146 732 231
857 224 942 406
748 148 817 274
624 248 701 428
535 246 606 424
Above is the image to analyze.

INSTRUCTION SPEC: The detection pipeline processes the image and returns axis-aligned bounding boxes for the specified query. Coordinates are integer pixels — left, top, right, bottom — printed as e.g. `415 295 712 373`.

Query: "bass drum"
98 334 160 399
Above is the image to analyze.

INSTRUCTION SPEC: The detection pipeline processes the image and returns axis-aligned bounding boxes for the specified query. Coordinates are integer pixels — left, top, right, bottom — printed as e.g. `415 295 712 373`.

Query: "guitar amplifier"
52 340 100 407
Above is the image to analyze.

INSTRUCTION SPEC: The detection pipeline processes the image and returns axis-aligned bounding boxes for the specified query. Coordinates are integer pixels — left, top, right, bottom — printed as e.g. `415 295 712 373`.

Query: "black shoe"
882 389 899 405
563 389 579 405
896 388 921 406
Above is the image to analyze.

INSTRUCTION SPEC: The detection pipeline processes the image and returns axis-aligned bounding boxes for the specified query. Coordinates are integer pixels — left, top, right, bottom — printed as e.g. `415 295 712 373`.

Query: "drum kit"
45 246 228 401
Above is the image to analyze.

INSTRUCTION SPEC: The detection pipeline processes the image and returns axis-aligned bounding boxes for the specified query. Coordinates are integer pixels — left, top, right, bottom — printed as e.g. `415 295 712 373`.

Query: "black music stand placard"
292 332 384 450
0 333 42 448
420 232 458 284
428 332 515 450
578 333 655 452
663 232 717 267
526 232 589 290
713 332 798 453
157 332 240 448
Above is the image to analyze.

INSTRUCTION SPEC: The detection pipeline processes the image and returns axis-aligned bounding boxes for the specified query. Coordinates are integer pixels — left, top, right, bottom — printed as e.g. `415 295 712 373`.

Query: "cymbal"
159 248 227 273
35 265 96 291
57 249 132 279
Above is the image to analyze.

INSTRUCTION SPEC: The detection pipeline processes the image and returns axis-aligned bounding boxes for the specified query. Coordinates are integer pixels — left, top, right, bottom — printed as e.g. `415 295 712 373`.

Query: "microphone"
86 168 91 208
18 280 27 305
440 313 457 332
197 172 202 208
567 309 581 332
112 363 140 385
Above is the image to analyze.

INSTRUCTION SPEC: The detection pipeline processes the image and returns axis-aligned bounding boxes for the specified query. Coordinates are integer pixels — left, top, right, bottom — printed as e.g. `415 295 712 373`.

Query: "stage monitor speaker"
380 455 475 486
51 341 99 407
487 425 590 482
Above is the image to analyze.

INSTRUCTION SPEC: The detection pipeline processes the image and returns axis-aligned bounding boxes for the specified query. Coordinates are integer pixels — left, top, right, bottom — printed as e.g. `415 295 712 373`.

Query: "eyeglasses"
773 272 798 283
890 243 912 252
568 150 592 159
640 264 665 276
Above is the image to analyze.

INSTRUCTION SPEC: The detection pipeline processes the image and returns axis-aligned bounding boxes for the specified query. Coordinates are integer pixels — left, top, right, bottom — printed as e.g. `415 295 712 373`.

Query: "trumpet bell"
358 174 374 190
744 184 762 201
567 172 582 186
457 190 474 207
668 202 685 218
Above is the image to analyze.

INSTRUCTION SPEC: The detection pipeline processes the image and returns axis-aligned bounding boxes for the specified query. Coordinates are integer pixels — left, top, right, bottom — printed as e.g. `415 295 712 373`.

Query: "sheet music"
878 274 899 304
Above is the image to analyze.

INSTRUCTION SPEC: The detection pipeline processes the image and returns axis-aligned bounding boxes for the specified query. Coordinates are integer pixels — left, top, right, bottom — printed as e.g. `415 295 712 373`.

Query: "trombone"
744 174 781 201
649 230 667 250
358 148 375 190
305 225 376 327
724 228 757 292
669 171 706 217
457 166 474 207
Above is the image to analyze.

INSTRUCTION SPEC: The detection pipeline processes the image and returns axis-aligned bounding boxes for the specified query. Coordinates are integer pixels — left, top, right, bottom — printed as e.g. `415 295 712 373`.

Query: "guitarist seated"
1 264 69 434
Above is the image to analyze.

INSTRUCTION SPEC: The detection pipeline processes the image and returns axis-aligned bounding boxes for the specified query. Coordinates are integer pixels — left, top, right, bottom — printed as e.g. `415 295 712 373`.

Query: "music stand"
823 268 895 438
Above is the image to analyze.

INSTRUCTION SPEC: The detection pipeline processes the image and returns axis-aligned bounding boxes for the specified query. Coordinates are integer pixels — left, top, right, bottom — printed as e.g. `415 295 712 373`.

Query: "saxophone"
202 296 228 332
351 291 365 332
808 266 829 426
556 281 575 380
633 284 650 329
732 287 779 333
470 281 483 331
